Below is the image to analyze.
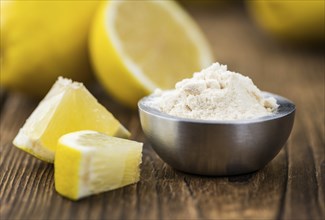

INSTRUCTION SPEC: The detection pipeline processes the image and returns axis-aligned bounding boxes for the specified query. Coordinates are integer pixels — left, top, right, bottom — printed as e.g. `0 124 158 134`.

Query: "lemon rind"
13 129 55 163
55 130 142 200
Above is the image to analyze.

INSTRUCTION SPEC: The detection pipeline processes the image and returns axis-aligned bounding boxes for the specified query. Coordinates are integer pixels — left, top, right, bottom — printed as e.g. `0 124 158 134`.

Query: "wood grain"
1 4 324 220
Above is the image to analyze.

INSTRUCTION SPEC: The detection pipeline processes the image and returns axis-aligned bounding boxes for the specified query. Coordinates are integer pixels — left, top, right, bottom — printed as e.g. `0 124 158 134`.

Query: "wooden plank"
184 148 288 219
281 77 325 220
0 93 47 219
0 92 288 220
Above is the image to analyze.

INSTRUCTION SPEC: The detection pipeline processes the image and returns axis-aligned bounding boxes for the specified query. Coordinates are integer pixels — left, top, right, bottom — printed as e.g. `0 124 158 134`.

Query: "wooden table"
1 4 324 220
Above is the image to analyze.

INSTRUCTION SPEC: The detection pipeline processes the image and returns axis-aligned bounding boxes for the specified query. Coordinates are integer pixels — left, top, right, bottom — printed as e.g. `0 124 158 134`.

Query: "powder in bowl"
148 62 278 120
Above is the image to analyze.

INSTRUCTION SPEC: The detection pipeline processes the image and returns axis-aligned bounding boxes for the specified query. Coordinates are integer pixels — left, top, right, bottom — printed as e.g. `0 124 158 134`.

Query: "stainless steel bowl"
138 92 295 176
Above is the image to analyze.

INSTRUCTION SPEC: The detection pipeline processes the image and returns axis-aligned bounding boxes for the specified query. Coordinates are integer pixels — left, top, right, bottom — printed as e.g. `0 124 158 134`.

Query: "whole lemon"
246 0 324 43
0 1 99 96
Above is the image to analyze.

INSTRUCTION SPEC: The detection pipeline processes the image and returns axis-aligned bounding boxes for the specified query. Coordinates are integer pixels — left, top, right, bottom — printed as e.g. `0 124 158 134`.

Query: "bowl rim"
138 92 296 125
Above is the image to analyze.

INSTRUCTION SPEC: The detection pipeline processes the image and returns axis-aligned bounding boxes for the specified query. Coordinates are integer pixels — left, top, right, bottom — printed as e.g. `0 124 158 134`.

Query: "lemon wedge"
13 77 130 163
89 0 213 108
55 130 143 200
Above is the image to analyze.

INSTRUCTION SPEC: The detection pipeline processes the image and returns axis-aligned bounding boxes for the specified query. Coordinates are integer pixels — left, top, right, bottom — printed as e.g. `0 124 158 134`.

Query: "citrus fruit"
55 130 143 200
1 1 99 97
246 0 325 43
13 77 130 163
89 0 213 108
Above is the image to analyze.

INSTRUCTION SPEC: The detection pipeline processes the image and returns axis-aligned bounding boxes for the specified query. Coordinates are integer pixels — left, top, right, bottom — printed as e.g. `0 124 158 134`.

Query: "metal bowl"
138 92 295 176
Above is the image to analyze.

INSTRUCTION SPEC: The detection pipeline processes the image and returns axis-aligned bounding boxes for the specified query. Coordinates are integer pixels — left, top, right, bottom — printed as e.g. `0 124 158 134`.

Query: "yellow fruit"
0 1 100 96
89 0 213 108
13 77 130 163
55 130 143 200
246 0 325 43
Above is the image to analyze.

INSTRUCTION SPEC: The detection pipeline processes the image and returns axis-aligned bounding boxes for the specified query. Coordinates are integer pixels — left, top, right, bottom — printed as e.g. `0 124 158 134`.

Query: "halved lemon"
89 0 213 108
55 130 143 200
13 77 130 163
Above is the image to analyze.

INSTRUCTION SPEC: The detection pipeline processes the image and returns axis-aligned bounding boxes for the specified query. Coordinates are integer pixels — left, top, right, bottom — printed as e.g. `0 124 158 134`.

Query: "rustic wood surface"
1 4 324 220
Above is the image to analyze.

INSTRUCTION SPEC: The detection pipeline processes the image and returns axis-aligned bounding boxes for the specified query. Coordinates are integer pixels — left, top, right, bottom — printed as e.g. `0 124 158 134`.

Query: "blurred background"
182 0 324 100
1 0 324 107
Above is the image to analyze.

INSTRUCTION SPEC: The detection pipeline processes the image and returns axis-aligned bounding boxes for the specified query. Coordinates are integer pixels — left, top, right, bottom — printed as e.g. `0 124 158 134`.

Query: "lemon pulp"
55 130 143 200
13 77 130 163
89 0 213 108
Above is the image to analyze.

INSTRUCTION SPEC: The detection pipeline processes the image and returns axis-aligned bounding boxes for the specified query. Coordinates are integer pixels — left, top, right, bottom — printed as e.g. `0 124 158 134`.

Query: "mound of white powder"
149 63 278 120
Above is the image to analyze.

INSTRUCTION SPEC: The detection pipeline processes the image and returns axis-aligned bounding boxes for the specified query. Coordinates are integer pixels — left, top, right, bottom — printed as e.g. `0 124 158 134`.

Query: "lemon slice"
89 0 213 108
54 130 143 200
13 77 130 163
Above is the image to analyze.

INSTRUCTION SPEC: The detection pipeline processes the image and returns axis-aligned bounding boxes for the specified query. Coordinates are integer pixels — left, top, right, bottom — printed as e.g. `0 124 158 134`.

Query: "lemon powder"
149 63 278 120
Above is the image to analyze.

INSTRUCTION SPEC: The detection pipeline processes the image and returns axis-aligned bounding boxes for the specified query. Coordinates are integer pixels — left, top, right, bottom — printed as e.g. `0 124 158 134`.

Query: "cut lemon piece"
54 130 143 200
13 77 130 163
89 0 213 108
